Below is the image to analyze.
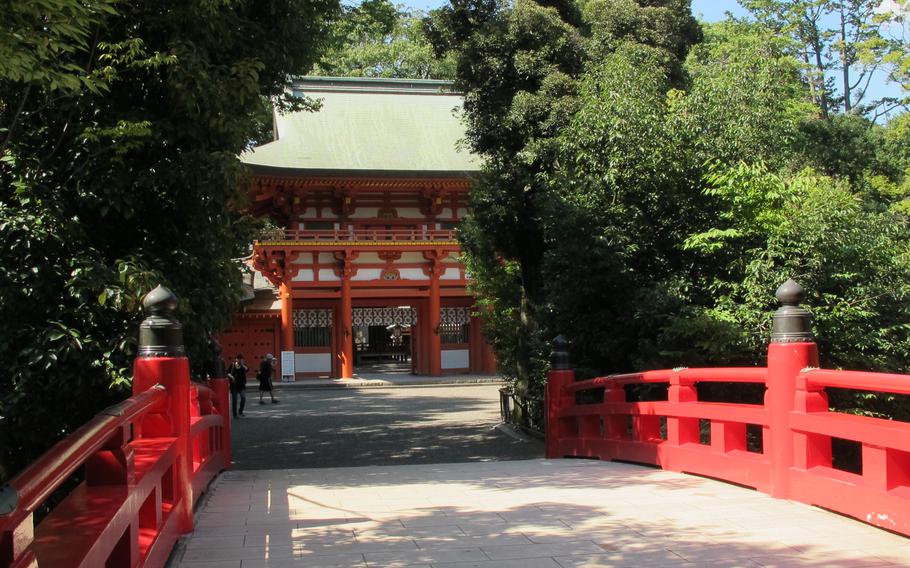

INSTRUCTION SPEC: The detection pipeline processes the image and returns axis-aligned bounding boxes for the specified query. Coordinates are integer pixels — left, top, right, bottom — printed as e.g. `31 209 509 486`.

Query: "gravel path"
228 384 543 470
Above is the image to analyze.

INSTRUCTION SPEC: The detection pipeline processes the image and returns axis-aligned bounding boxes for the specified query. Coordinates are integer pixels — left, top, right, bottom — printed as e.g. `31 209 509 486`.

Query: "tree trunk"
514 218 545 396
840 5 852 113
805 14 830 119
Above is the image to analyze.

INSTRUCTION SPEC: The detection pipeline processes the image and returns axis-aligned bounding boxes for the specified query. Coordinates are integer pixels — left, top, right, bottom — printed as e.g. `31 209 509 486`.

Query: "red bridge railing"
0 285 231 568
257 228 458 243
546 279 910 537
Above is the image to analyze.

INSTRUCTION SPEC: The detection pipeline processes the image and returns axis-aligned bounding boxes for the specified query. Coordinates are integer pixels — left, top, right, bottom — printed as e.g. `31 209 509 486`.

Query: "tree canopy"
314 0 456 79
0 0 338 481
435 0 910 425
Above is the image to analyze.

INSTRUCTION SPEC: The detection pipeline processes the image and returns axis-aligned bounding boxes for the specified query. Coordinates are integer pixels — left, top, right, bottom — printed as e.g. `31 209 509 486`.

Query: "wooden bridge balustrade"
0 285 231 568
546 278 910 537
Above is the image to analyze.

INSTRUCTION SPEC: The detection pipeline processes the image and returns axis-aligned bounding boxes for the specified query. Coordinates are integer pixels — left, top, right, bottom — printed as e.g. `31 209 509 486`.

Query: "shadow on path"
229 384 542 470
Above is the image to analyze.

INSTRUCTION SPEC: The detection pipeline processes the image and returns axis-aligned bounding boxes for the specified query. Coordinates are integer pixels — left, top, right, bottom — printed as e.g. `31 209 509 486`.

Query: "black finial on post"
138 285 185 357
770 278 813 343
551 335 571 370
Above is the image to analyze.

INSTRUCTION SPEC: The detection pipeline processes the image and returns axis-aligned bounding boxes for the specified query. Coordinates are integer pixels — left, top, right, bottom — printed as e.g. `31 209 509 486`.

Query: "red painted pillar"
765 279 818 499
280 281 294 366
545 336 575 459
132 285 194 534
469 315 480 373
340 272 354 379
428 269 442 376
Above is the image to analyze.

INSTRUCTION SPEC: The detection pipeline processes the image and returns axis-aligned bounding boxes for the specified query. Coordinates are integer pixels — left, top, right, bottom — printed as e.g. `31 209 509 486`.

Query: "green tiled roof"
242 77 479 175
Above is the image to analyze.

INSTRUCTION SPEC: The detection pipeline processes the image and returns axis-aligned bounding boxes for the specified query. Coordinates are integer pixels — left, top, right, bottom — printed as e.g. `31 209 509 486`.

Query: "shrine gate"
221 77 496 379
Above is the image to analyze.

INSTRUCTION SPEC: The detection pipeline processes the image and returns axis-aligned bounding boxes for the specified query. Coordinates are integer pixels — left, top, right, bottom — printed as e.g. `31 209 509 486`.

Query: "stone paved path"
229 385 542 470
173 460 910 568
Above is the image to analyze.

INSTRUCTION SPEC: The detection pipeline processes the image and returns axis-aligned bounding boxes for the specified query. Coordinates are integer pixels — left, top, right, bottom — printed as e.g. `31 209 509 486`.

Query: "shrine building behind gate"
219 77 496 379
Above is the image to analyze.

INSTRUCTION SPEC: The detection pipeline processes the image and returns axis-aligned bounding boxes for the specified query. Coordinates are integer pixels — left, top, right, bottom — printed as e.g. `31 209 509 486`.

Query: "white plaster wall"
456 208 469 219
443 253 460 263
352 268 383 281
354 252 381 263
318 253 336 263
292 252 313 264
396 207 423 218
349 207 380 218
292 269 315 282
301 208 318 219
440 267 461 280
399 268 429 281
441 349 469 369
318 269 340 281
400 252 424 263
439 208 453 218
295 353 332 373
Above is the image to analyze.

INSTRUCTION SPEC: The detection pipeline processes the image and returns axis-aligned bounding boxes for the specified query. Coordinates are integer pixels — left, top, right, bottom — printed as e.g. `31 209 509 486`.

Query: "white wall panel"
292 269 315 282
349 207 380 218
295 353 332 373
401 252 424 262
399 268 429 280
441 349 469 369
318 269 340 281
397 207 423 218
353 252 381 263
440 267 461 280
352 268 382 281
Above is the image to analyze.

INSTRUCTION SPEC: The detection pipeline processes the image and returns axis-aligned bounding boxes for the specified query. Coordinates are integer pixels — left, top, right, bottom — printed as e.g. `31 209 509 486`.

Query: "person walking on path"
258 353 279 404
227 353 248 417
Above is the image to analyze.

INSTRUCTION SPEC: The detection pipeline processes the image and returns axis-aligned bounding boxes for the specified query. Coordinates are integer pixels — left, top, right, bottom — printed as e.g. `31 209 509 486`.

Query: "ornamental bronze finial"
138 285 185 357
770 278 813 343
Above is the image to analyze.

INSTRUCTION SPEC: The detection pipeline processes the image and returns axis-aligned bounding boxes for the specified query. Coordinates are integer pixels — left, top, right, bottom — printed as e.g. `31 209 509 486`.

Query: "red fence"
546 280 910 537
259 228 457 243
0 286 231 568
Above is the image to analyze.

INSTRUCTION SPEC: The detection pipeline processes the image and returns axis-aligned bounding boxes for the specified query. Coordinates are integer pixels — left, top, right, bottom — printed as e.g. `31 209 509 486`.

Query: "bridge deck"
171 459 909 568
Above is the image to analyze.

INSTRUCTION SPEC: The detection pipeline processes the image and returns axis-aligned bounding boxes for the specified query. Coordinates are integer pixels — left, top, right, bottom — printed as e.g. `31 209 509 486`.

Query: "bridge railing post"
765 279 818 499
132 285 195 534
546 335 575 459
208 344 232 471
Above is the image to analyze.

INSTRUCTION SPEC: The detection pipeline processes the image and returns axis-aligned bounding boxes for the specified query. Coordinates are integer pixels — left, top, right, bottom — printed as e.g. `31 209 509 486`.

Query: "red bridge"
2 279 908 567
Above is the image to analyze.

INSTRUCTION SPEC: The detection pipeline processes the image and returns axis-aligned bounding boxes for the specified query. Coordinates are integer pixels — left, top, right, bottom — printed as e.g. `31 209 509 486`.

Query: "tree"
0 0 339 481
870 1 910 113
315 0 456 79
685 164 910 375
427 0 701 394
427 0 587 394
742 0 905 118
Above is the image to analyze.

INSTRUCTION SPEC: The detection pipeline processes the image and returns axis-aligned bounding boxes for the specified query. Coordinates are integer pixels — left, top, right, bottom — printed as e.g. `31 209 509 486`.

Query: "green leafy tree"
685 164 910 374
428 0 587 395
315 0 455 79
0 0 339 481
428 0 701 394
743 0 905 118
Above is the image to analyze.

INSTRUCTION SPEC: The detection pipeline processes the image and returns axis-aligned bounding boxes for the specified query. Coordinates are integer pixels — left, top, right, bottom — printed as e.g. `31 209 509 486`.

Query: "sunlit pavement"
171 459 910 568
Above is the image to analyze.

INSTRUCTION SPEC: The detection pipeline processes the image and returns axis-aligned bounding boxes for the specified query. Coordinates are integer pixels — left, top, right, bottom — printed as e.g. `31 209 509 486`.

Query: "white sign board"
280 351 296 383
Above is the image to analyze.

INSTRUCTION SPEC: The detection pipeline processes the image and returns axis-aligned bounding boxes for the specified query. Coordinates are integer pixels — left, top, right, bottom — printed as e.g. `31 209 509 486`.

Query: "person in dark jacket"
258 353 279 404
227 353 248 417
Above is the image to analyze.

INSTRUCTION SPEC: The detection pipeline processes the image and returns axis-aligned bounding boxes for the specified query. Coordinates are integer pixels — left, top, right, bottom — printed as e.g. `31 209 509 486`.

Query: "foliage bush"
0 0 338 482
